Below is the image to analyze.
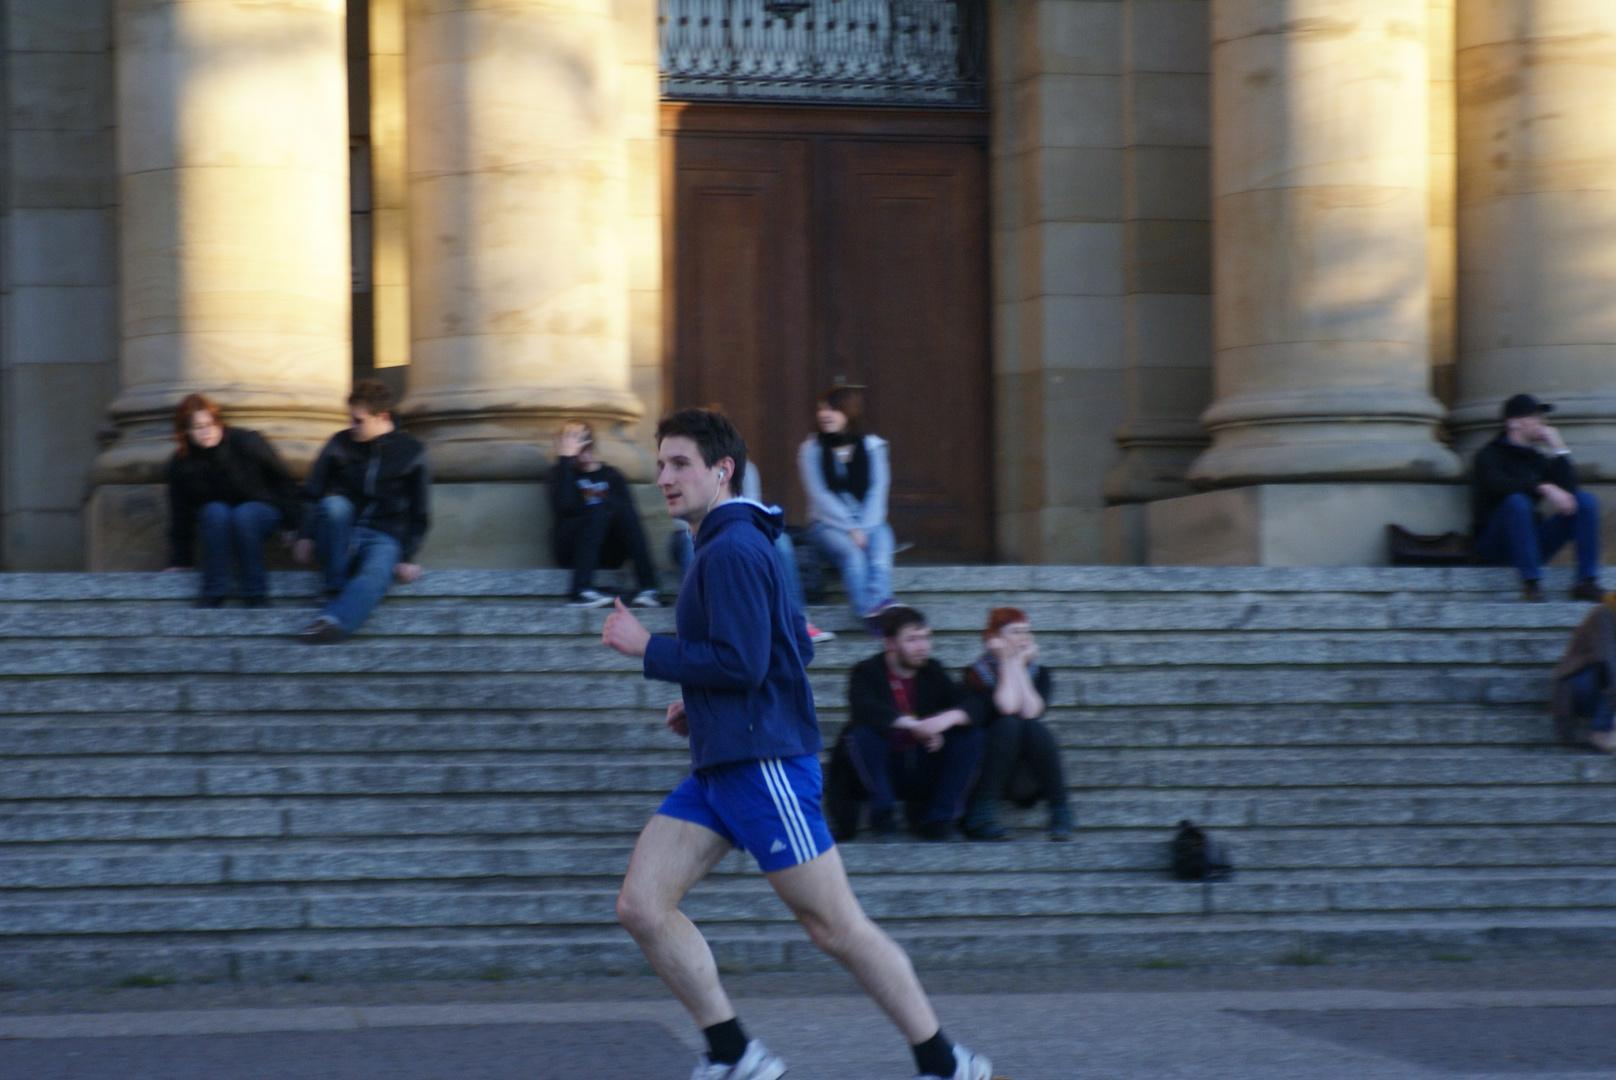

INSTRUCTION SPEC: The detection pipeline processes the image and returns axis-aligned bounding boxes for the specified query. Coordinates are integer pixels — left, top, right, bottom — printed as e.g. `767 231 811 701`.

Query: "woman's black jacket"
166 427 300 567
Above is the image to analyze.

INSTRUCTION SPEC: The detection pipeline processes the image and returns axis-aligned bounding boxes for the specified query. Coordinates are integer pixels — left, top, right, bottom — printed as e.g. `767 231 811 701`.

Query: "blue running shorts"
657 754 836 873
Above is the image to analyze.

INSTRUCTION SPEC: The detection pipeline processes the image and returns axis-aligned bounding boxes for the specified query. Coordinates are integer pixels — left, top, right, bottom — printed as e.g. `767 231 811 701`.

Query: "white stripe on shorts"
761 758 818 864
759 759 809 864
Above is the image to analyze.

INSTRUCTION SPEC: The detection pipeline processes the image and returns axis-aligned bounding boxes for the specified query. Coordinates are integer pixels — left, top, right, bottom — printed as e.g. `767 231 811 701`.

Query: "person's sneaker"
962 800 1009 842
806 622 835 643
1048 802 1074 842
918 1045 995 1080
631 589 662 608
916 820 958 842
1522 580 1545 603
194 596 225 610
567 589 614 609
1572 578 1607 602
297 617 344 645
689 1039 787 1080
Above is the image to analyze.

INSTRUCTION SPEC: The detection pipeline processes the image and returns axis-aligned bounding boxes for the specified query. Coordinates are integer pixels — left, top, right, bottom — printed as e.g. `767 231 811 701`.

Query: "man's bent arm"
643 549 772 690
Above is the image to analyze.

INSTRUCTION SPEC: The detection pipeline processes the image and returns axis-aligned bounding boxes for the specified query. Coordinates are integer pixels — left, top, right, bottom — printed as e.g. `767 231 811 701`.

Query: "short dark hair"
656 409 747 496
880 605 927 640
349 379 393 416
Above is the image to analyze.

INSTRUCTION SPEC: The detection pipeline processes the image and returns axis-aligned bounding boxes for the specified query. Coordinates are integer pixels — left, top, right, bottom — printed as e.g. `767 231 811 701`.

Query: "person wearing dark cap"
1472 393 1604 602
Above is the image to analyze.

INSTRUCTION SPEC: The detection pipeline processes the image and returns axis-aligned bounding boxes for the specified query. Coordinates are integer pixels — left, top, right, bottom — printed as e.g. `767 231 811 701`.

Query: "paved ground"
2 962 1615 1079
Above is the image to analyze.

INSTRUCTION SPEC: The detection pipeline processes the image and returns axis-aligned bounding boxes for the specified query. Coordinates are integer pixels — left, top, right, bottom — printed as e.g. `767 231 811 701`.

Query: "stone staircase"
2 566 1614 989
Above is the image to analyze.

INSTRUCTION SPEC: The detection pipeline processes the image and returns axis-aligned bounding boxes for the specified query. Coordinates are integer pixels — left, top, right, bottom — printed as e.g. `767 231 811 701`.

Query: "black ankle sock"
703 1018 748 1067
913 1029 955 1077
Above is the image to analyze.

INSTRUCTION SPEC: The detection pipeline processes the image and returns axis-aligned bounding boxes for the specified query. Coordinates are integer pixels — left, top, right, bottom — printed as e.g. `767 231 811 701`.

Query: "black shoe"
195 596 224 610
297 617 344 645
916 820 958 842
1523 581 1545 602
243 596 270 609
1572 579 1606 603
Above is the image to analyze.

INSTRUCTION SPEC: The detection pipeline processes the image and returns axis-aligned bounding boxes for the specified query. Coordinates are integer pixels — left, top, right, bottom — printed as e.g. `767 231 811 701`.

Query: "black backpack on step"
1170 820 1233 881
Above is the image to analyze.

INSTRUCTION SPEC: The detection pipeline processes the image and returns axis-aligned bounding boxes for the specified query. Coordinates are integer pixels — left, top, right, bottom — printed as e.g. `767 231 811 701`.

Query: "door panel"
818 139 991 560
670 137 813 516
666 107 991 560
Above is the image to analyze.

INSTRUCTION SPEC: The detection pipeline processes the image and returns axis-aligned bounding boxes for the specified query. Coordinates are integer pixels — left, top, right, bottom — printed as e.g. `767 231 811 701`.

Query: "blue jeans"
197 500 281 600
1475 490 1601 583
312 495 402 634
842 723 985 828
808 521 894 617
1567 666 1616 733
670 524 808 613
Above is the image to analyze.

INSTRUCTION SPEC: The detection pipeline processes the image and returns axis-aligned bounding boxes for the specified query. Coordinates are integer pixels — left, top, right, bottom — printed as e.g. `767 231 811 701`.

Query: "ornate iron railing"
660 0 986 107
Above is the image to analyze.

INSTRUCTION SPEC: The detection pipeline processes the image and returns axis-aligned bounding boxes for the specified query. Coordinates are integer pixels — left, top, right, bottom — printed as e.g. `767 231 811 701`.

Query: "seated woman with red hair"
165 394 300 607
961 607 1073 841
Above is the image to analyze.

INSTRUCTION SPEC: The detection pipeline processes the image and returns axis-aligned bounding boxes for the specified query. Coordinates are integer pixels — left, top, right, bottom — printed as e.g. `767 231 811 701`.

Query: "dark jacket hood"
695 499 785 548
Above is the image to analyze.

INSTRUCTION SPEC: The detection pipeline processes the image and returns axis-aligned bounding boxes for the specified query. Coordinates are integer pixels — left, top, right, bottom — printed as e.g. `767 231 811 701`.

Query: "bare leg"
617 813 738 1027
766 846 941 1043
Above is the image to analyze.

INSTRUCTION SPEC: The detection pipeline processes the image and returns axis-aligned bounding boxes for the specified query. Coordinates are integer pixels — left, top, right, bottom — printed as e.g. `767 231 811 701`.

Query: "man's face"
350 407 392 443
886 623 932 671
657 435 729 522
1510 413 1548 442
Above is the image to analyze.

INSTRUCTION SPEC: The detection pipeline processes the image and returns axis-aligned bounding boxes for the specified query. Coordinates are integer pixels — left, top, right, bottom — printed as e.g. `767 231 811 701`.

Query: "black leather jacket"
299 429 431 560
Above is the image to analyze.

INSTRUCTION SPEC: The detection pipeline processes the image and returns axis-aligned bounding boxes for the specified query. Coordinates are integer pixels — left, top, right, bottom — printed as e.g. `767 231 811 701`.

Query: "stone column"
1451 1 1616 472
401 0 644 483
97 0 353 485
1187 0 1458 487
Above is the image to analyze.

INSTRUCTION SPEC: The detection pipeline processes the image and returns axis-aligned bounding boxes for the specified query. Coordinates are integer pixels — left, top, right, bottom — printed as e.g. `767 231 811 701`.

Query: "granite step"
0 668 1560 715
0 565 1590 604
0 707 1563 758
7 786 1616 846
3 750 1611 802
0 601 1596 639
11 867 1616 940
0 632 1573 677
8 913 1616 989
6 826 1616 888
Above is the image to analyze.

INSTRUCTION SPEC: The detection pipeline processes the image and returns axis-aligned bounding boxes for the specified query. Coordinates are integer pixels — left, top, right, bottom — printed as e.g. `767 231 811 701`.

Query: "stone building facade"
0 0 1611 571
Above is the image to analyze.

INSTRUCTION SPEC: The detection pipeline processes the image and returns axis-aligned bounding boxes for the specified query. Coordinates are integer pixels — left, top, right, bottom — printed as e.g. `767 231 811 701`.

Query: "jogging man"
602 409 995 1080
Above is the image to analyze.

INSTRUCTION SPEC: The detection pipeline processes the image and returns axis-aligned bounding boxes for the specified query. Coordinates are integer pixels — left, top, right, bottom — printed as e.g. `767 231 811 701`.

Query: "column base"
1143 483 1469 566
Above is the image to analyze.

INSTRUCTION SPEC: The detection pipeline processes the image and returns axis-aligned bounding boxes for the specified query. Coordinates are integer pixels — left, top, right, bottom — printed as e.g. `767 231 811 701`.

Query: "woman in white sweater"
798 385 896 623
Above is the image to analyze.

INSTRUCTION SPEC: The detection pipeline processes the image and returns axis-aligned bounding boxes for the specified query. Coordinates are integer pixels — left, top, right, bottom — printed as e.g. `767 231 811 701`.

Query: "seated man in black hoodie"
840 606 984 840
1472 393 1603 602
551 420 659 608
293 380 430 643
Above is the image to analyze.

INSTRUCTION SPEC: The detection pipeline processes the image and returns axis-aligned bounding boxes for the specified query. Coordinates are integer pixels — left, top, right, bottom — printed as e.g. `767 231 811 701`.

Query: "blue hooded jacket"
643 500 821 772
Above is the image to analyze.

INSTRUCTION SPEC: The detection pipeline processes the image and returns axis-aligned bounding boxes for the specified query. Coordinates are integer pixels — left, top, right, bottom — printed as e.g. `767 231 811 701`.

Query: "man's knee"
1576 490 1600 516
199 501 231 525
615 883 671 938
1500 492 1535 518
797 904 871 958
318 495 354 522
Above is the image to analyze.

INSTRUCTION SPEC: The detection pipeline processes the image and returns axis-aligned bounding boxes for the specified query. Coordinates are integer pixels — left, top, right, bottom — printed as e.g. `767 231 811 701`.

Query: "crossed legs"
617 814 940 1043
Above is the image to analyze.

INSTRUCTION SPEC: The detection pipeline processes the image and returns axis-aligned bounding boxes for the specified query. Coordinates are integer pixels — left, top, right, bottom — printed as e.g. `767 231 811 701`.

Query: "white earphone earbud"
717 469 726 481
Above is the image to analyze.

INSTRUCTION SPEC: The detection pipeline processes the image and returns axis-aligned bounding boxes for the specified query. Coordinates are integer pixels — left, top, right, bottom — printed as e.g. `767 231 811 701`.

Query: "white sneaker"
566 589 613 608
631 589 662 608
690 1039 787 1080
918 1044 995 1080
806 622 836 643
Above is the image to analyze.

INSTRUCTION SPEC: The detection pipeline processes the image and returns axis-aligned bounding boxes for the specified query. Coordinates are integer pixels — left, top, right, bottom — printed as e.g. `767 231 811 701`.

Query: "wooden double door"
664 105 992 562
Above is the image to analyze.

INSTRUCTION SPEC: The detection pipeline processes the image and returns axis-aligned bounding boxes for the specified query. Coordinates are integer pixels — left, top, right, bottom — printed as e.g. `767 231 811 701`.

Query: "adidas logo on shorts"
769 839 788 854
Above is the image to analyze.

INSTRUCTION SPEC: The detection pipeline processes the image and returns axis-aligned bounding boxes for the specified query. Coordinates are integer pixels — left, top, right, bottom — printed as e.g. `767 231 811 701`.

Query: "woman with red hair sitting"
961 607 1072 841
165 394 299 607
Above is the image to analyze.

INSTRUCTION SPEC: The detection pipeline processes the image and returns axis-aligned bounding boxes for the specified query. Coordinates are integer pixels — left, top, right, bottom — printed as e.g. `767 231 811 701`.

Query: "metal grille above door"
660 0 986 107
